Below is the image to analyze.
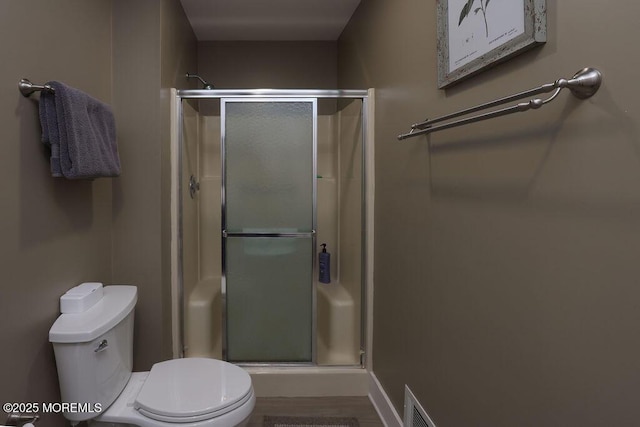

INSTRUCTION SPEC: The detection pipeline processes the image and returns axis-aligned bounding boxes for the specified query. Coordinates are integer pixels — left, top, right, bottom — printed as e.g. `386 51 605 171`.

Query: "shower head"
185 73 214 90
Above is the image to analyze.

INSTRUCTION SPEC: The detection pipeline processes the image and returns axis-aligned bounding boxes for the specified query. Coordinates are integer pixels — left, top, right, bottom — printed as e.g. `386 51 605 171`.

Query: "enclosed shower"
171 89 372 378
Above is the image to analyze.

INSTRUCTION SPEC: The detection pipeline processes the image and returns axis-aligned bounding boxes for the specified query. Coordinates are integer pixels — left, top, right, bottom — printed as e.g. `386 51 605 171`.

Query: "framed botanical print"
437 0 546 89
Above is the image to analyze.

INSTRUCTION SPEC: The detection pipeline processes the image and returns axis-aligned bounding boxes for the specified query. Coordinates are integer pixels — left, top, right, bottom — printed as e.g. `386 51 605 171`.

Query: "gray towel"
39 88 62 177
39 81 120 179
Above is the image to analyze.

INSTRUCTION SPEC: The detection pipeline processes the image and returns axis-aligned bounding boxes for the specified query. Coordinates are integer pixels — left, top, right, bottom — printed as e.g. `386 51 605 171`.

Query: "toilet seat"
134 358 253 423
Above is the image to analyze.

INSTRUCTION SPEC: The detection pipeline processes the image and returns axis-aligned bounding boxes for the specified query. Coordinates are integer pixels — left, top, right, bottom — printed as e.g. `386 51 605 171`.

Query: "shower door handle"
223 230 315 238
189 175 200 199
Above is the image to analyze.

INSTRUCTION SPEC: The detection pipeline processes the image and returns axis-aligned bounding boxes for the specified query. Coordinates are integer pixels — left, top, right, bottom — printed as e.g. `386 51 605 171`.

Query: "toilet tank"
49 285 137 423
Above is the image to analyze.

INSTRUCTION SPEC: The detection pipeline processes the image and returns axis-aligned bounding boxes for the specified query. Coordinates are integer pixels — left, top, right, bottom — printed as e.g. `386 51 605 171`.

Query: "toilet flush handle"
4 412 39 426
94 339 108 353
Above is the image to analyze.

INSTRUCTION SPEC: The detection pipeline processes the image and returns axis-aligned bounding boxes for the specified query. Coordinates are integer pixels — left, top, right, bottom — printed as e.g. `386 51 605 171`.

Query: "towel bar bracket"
19 78 54 97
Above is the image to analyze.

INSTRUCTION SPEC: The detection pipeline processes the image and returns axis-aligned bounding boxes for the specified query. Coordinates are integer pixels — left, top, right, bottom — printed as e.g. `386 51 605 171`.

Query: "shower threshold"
246 365 369 397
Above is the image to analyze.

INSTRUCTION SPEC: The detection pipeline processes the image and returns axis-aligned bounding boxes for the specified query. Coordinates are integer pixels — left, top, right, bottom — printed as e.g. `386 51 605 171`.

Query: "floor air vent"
404 385 437 427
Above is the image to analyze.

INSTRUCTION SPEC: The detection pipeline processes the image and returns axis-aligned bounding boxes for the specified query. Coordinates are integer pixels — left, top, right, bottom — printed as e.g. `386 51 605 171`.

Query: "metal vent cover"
404 385 437 427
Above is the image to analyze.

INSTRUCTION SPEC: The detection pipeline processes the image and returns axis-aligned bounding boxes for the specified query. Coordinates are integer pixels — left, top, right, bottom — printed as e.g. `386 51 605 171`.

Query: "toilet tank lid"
49 285 137 343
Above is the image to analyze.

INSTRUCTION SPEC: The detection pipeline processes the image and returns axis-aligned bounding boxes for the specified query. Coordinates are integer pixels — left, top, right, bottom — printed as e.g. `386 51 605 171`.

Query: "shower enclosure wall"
172 90 371 373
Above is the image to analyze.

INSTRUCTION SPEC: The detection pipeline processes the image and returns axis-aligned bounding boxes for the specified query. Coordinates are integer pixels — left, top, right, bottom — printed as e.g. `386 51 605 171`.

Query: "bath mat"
263 415 360 427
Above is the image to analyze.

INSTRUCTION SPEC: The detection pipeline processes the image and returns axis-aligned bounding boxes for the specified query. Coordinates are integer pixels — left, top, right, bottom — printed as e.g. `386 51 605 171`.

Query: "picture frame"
437 0 546 89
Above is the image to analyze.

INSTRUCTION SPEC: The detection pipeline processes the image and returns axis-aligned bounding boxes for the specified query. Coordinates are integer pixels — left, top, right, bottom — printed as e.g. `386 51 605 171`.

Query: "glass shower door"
222 99 316 363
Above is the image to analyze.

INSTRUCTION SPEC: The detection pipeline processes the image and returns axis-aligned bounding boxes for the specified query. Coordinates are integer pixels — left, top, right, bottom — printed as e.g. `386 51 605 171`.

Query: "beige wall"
197 41 338 116
112 0 164 372
198 41 337 89
0 3 195 424
112 0 197 370
160 0 200 361
0 1 113 425
339 1 640 426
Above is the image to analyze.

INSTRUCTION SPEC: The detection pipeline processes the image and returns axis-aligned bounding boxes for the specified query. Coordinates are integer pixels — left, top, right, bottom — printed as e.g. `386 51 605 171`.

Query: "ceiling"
180 0 361 41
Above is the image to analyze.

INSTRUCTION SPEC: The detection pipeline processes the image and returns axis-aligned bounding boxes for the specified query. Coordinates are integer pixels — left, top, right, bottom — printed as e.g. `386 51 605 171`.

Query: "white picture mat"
448 0 525 72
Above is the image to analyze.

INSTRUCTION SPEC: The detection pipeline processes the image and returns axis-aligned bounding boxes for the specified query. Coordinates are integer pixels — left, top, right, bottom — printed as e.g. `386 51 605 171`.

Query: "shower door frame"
174 89 369 368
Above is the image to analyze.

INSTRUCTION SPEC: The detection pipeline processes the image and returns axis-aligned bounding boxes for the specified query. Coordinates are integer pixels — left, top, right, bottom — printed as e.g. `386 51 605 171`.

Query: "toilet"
49 284 255 427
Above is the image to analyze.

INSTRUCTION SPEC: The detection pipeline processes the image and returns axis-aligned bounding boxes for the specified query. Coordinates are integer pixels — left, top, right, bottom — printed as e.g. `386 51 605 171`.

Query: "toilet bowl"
92 360 255 427
49 284 255 427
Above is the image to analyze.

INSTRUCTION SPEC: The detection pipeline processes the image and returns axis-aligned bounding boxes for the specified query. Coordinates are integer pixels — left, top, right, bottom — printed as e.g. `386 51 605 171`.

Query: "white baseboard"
368 371 403 427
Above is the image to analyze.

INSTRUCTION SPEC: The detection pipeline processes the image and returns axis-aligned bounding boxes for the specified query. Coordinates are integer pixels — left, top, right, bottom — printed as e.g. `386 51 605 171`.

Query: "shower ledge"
246 366 368 397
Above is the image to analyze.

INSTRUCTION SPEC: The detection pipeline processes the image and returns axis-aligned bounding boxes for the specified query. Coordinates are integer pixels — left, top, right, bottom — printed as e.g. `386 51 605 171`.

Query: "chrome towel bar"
18 78 55 97
397 67 602 140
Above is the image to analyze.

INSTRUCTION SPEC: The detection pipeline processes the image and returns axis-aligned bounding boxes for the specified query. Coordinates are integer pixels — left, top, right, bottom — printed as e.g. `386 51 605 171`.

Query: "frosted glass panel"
226 237 313 362
225 101 314 232
223 99 316 363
